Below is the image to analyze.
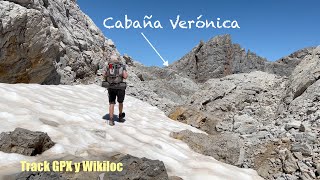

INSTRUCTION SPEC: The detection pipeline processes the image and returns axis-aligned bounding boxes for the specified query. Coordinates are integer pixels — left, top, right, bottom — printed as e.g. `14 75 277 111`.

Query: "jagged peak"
207 34 232 45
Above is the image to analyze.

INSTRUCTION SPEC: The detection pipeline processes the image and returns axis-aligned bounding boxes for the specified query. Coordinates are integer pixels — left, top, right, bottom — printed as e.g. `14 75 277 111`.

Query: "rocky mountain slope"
170 35 267 82
0 0 118 84
122 35 313 116
123 37 319 179
169 46 320 179
169 34 313 83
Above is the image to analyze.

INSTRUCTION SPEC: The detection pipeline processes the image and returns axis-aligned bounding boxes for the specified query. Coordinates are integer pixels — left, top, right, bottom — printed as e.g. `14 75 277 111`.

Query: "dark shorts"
108 89 125 104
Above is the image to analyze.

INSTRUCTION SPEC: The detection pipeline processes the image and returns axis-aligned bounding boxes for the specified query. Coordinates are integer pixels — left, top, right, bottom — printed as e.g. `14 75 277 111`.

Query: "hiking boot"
118 112 125 122
109 119 115 126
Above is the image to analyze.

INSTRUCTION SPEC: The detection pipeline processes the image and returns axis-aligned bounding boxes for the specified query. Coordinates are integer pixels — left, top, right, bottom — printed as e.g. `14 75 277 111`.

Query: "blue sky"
78 0 319 66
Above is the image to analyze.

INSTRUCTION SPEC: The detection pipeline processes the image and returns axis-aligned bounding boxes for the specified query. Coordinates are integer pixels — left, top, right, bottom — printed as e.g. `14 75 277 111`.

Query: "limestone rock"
281 46 320 107
282 151 298 174
12 153 170 180
163 45 319 179
265 47 314 77
0 128 55 156
233 114 258 135
168 106 211 132
170 35 266 82
291 143 313 157
297 161 316 180
177 71 285 135
284 120 301 131
170 34 304 83
105 154 169 180
125 63 199 114
170 130 241 165
0 0 118 84
0 1 61 84
123 54 134 66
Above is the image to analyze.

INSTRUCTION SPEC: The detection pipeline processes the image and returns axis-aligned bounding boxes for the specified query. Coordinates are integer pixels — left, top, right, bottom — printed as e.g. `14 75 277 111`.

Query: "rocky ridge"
119 39 319 178
169 46 320 179
0 0 118 84
122 35 313 116
169 34 313 83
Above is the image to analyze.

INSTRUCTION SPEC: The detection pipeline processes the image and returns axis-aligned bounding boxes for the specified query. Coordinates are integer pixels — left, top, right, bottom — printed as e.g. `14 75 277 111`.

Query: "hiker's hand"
123 70 128 79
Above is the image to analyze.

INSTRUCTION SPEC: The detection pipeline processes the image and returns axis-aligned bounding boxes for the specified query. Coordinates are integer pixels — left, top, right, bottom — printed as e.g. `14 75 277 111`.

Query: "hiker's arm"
122 65 128 79
123 70 128 79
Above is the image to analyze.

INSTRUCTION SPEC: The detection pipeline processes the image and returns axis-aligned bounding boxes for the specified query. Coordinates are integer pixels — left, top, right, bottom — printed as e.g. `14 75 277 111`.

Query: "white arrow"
141 32 169 66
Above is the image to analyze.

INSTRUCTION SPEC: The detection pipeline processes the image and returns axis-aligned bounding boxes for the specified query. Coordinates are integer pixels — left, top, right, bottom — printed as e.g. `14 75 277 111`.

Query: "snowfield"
0 83 262 180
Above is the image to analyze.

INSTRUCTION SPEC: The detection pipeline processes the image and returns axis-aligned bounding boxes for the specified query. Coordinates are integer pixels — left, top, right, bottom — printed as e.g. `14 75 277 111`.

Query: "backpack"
102 63 127 90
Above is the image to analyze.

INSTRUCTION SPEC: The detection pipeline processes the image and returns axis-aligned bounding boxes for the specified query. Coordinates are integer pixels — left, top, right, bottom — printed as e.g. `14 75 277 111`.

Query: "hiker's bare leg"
119 103 123 114
109 104 115 120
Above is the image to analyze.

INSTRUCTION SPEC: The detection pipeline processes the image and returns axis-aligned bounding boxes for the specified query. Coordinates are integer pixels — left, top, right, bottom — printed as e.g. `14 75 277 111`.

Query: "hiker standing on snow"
103 55 128 126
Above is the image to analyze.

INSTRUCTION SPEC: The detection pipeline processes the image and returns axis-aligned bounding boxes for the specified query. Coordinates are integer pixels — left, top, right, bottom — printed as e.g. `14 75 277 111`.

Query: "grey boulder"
0 128 55 156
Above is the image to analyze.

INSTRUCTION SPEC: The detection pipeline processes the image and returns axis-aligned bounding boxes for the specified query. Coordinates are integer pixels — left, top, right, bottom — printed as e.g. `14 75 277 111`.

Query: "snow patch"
0 83 262 180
